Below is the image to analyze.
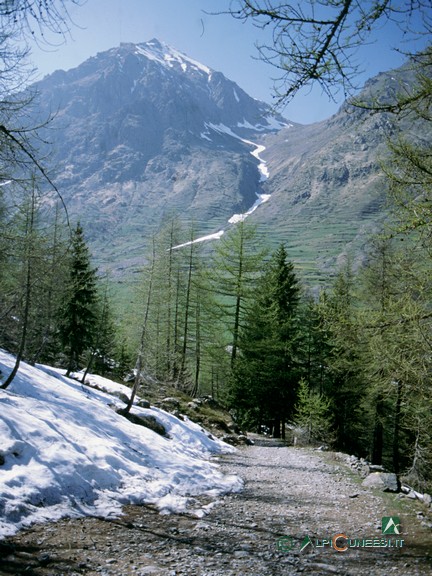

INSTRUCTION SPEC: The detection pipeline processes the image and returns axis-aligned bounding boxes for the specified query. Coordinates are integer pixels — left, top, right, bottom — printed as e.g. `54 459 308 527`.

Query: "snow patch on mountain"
173 125 272 245
237 116 291 132
135 39 211 76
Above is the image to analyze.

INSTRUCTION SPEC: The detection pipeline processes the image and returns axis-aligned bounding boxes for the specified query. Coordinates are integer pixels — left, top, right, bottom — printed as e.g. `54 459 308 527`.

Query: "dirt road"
0 436 431 575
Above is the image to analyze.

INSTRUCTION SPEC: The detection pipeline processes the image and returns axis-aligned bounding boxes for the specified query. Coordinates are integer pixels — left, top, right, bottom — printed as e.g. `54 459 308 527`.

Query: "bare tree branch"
222 1 432 107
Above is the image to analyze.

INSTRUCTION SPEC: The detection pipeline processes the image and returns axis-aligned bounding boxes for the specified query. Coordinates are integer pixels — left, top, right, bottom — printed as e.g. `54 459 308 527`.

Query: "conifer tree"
210 221 267 373
294 379 333 445
359 237 432 487
1 184 39 388
230 244 302 437
81 278 117 381
59 223 98 376
27 203 69 365
319 260 367 453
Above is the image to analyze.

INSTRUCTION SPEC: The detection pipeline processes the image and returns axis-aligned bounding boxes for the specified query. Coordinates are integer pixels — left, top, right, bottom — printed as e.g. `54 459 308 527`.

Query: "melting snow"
173 124 273 249
237 117 291 132
0 350 241 539
172 230 225 250
228 194 271 224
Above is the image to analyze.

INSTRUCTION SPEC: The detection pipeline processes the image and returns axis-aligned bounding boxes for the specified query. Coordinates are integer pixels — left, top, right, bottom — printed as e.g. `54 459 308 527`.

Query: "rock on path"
0 436 431 575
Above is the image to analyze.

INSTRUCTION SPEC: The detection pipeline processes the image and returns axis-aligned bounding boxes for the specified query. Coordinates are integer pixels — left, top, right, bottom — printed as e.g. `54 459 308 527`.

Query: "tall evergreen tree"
293 378 333 445
230 244 302 437
358 237 432 488
319 260 367 453
81 277 118 381
27 203 69 365
210 221 267 376
59 223 98 376
299 294 332 394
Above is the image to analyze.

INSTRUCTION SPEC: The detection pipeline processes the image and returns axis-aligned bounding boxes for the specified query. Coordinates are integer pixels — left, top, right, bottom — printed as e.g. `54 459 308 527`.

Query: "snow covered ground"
0 350 242 540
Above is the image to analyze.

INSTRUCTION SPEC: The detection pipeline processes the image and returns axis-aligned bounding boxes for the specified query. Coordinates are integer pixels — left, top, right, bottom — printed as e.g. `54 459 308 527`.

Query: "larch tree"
226 0 431 106
318 259 367 453
28 203 69 365
358 234 432 488
210 221 267 373
0 181 39 388
0 0 84 210
293 378 333 445
123 236 157 416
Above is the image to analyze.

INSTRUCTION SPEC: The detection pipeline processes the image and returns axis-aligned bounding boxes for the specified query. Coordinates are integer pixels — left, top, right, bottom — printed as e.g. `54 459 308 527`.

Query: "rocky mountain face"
250 65 423 283
254 105 389 282
32 39 288 271
32 40 424 284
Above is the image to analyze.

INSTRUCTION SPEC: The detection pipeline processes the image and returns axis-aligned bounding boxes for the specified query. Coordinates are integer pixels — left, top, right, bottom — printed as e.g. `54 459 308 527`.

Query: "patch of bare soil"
0 436 431 575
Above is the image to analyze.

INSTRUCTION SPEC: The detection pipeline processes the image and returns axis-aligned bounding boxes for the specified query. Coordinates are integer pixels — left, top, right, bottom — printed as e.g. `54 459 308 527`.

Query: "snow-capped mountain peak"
30 39 291 272
134 38 211 77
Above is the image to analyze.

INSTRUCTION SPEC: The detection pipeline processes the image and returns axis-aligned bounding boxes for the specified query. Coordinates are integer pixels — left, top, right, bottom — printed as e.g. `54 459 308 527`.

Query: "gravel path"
1 436 431 575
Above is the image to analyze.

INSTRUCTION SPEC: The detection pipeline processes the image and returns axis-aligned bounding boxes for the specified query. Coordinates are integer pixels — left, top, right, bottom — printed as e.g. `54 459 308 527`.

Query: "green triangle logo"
300 535 313 552
382 516 401 534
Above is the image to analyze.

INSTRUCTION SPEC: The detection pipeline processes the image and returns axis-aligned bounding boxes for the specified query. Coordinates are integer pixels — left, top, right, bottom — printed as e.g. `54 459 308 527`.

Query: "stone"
369 464 386 472
197 396 223 410
111 391 130 404
136 398 151 409
233 550 250 558
361 472 399 492
221 434 253 446
423 493 432 506
158 397 180 411
120 412 168 437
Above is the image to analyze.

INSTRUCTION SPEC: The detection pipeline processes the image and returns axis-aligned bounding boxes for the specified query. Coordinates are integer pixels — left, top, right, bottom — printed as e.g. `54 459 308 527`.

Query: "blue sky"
28 0 424 124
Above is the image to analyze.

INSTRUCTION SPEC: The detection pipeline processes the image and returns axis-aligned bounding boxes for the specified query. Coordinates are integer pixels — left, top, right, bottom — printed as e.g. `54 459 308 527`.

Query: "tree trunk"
231 228 244 368
392 380 403 491
179 235 194 385
121 238 156 416
273 417 281 438
1 184 36 389
372 396 384 464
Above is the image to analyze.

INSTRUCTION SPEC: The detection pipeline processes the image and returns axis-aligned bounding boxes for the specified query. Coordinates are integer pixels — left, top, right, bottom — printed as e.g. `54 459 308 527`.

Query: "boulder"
198 396 224 410
187 401 200 411
158 397 180 411
136 398 151 408
120 411 168 437
111 390 130 404
362 472 399 492
221 434 253 446
369 464 386 472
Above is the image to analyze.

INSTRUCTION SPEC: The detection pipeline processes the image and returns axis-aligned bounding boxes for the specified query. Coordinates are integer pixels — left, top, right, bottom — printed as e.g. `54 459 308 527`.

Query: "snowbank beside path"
0 350 242 539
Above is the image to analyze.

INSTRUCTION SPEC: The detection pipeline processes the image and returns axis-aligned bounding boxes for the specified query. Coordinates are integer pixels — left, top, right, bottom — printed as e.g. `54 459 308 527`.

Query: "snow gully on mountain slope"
228 142 270 225
172 126 271 250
